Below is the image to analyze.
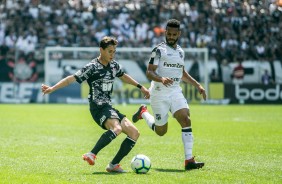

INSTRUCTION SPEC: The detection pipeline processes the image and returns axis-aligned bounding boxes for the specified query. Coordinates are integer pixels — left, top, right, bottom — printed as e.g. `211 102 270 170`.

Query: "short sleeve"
115 63 124 78
74 63 93 84
149 47 161 65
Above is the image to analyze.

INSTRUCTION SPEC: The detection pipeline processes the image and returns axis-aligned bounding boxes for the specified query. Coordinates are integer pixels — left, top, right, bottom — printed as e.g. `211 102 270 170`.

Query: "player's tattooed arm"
146 64 173 87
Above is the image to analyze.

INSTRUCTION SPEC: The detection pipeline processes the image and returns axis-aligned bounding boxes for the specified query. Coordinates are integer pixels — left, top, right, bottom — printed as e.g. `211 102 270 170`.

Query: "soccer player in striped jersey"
42 36 150 173
132 19 206 170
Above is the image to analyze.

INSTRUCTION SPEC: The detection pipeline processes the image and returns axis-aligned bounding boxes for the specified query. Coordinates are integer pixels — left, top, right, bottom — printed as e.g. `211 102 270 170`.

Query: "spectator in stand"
0 41 9 57
0 0 282 71
261 70 274 85
210 69 221 82
0 56 12 82
5 31 17 49
231 58 244 85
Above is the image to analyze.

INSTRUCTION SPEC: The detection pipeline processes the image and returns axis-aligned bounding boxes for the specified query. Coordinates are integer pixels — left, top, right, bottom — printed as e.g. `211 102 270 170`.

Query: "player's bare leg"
174 108 204 170
154 124 168 136
133 105 169 136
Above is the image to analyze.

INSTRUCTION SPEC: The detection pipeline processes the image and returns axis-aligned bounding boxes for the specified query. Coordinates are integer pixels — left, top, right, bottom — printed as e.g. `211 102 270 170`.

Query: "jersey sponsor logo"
170 77 180 82
102 82 113 92
163 62 183 68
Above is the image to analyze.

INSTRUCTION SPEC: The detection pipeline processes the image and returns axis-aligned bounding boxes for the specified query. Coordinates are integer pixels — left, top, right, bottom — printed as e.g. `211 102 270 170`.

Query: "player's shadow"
91 172 125 175
154 168 185 173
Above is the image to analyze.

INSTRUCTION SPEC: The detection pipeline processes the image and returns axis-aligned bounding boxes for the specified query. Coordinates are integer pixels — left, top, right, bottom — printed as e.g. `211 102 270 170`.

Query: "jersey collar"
165 42 177 50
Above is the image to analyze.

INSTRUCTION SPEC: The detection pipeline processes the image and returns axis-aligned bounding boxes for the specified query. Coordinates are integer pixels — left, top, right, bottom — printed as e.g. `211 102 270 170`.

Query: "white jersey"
149 42 185 96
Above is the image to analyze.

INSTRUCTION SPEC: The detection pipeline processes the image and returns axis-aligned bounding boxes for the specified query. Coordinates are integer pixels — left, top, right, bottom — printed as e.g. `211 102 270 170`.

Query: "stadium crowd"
0 0 281 82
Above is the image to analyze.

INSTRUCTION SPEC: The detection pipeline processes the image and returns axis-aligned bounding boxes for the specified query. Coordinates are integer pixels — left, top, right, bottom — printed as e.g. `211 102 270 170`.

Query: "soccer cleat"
132 105 147 123
82 152 96 166
185 157 205 170
106 163 126 173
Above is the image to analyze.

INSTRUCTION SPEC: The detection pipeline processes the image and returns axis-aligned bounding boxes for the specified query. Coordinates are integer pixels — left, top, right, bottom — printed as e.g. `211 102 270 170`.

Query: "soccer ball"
131 154 151 174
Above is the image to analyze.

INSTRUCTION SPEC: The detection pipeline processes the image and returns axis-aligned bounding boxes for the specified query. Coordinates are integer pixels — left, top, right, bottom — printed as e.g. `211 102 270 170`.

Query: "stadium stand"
0 0 281 83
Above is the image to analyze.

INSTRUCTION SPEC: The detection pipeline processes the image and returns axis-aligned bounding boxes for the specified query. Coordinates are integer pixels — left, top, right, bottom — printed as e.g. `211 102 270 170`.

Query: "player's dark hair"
100 36 118 49
166 19 180 30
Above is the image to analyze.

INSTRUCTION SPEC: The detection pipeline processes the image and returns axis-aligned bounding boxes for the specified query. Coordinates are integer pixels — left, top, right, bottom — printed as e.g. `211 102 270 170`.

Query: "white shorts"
150 91 189 126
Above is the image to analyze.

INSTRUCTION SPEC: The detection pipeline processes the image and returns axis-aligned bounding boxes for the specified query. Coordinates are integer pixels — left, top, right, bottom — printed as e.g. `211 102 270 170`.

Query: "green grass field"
0 104 281 184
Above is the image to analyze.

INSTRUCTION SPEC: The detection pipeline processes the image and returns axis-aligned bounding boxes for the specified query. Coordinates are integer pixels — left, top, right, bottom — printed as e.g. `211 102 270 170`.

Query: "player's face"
101 45 116 62
165 27 180 47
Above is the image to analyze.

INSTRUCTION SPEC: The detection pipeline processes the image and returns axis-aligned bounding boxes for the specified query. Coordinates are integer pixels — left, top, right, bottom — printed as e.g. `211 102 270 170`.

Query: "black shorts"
89 103 126 130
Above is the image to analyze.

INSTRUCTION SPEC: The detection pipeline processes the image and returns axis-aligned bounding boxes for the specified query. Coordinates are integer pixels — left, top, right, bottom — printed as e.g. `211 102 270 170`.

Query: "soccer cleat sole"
106 165 126 173
185 162 205 170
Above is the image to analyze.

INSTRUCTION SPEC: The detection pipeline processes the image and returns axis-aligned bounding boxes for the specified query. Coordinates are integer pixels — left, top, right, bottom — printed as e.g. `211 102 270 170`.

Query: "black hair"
99 36 118 49
166 19 180 30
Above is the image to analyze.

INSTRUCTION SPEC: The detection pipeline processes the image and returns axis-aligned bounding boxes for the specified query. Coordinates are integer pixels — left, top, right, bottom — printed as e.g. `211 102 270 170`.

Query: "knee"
156 130 167 136
134 129 140 140
182 116 191 127
129 129 140 140
113 126 123 135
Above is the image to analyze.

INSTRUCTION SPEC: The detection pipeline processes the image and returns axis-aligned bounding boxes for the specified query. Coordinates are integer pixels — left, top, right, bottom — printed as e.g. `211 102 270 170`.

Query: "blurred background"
0 0 281 104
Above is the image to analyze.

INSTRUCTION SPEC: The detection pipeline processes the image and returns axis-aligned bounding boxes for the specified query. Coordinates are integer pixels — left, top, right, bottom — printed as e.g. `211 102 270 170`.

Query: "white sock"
182 127 193 160
141 111 155 130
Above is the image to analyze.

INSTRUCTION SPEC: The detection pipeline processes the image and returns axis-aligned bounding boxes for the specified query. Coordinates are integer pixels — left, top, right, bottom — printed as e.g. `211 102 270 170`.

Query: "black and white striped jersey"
149 42 185 94
74 58 124 106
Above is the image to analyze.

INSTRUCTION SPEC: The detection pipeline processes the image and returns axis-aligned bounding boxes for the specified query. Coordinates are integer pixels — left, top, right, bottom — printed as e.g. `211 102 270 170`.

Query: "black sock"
111 136 136 165
91 130 117 155
152 124 155 131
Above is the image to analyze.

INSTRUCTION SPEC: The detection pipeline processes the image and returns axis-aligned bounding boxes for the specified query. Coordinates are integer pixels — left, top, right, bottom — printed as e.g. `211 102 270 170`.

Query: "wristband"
137 84 142 89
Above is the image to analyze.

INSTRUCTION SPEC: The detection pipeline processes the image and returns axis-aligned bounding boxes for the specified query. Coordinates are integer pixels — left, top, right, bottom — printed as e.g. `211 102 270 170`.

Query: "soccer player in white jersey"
132 19 207 170
42 36 150 173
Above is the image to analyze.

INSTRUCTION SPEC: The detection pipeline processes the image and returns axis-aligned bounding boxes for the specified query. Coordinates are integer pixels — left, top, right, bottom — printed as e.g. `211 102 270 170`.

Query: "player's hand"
41 84 54 95
161 77 173 87
141 87 150 99
197 85 207 100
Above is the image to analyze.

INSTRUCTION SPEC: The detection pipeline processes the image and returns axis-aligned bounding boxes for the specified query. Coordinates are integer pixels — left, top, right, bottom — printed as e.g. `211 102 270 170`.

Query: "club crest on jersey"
155 114 161 120
155 86 161 91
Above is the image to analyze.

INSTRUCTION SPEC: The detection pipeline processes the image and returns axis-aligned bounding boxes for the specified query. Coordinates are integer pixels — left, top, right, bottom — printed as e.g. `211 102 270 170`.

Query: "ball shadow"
153 168 185 173
91 172 126 175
